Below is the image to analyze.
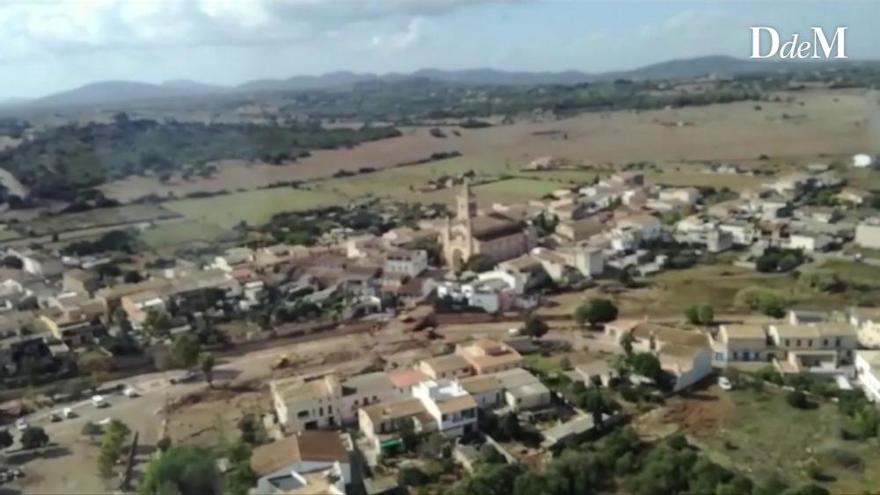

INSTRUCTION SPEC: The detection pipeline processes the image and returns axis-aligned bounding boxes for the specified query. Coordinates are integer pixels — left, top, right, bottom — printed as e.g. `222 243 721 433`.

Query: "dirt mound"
663 391 733 434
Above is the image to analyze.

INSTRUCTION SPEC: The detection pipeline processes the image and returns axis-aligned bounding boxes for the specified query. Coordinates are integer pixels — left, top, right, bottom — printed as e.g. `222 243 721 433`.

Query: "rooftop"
721 324 767 341
271 375 341 403
342 372 394 397
387 369 431 389
771 323 856 339
458 375 503 395
250 431 348 477
421 353 470 374
361 397 428 424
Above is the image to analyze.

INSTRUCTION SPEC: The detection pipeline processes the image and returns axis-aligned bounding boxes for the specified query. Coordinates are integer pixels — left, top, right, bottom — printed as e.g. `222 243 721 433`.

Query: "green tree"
98 420 131 479
574 298 619 327
224 442 257 495
498 412 522 441
144 310 173 337
0 429 12 449
522 314 549 340
684 304 714 325
199 352 216 387
139 445 219 495
629 353 666 386
581 388 616 431
171 334 201 369
20 426 49 449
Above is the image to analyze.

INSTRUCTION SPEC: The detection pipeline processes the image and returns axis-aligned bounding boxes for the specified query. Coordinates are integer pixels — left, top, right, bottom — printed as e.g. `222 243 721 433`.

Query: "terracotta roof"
387 369 430 389
250 431 348 476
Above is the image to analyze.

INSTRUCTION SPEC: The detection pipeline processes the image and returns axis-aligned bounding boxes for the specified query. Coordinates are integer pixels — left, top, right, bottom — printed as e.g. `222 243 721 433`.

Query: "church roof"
470 213 523 241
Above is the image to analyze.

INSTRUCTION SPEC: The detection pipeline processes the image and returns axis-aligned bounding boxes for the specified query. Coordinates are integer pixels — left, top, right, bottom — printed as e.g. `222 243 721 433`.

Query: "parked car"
49 412 62 423
122 386 139 398
718 376 733 391
91 395 109 408
15 419 27 431
62 407 76 419
169 370 200 385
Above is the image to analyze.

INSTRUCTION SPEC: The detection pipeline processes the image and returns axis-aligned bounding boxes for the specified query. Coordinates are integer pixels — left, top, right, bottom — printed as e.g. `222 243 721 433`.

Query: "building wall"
672 348 713 391
856 223 880 249
855 355 880 402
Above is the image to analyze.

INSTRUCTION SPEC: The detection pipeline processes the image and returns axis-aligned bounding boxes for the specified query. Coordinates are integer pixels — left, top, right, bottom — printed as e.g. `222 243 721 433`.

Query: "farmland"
658 386 880 494
99 90 880 203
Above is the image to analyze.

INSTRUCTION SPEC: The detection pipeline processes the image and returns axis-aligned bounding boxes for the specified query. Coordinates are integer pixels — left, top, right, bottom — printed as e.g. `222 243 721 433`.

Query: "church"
441 182 536 271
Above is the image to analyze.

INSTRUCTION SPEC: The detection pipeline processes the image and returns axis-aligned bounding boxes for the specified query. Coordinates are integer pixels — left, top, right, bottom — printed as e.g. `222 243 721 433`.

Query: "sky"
1 0 878 99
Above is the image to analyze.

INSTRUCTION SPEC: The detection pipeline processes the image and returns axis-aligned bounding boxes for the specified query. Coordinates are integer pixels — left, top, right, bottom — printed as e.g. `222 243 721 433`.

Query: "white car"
96 417 113 426
91 395 109 408
14 419 27 431
122 386 140 398
717 376 733 391
62 407 75 419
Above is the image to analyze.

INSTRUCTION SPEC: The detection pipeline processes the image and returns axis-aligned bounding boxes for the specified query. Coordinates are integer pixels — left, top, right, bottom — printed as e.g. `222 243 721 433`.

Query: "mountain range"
6 55 877 110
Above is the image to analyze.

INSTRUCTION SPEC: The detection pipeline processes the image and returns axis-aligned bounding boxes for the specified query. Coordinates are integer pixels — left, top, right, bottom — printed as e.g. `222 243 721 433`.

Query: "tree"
480 443 505 464
81 422 102 443
620 332 635 357
20 426 49 449
684 304 714 325
574 298 619 327
581 388 616 431
225 442 257 495
144 310 173 337
98 420 131 479
171 334 201 369
522 314 549 340
199 352 215 387
629 352 665 386
398 466 431 487
498 412 522 441
786 389 811 409
123 270 143 283
0 429 12 449
139 445 219 495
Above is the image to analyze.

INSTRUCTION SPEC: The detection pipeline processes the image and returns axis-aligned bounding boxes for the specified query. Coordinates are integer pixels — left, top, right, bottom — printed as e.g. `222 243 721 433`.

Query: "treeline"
447 429 828 495
0 113 401 201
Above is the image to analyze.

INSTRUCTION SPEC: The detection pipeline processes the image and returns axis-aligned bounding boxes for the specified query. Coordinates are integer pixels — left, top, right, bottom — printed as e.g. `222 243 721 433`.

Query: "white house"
271 375 343 431
788 232 832 253
384 250 428 277
251 431 353 495
411 379 478 437
493 368 551 411
854 351 880 402
855 221 880 249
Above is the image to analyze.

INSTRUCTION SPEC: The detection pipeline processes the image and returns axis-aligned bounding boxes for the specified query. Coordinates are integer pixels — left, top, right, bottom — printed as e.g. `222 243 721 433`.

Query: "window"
297 410 309 418
785 339 790 347
796 339 801 347
823 339 828 347
836 338 841 347
319 407 324 416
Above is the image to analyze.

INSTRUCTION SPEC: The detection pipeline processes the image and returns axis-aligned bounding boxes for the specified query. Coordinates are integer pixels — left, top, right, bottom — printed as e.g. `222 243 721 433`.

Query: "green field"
164 188 345 229
23 204 179 236
140 220 228 248
686 387 880 493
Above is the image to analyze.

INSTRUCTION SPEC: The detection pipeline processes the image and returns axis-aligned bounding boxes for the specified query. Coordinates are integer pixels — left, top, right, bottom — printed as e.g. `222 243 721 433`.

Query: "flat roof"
421 353 470 373
361 397 427 424
722 324 766 341
250 431 348 477
459 375 504 395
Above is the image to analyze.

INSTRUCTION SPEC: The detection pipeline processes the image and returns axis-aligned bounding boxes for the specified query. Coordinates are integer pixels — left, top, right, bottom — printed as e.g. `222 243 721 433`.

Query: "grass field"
646 169 765 192
140 220 228 248
675 387 880 493
23 204 179 236
164 188 345 229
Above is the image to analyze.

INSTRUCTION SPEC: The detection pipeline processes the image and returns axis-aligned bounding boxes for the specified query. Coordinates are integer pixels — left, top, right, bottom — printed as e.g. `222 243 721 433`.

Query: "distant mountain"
161 79 225 93
23 55 880 109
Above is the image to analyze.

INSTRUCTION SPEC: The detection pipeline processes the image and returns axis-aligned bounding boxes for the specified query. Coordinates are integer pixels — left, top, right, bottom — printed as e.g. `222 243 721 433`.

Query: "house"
572 359 617 387
854 351 880 402
384 250 428 278
271 375 343 431
340 372 398 423
848 307 880 348
554 217 605 243
418 354 473 380
555 244 605 278
8 249 63 278
493 368 551 411
458 375 505 409
659 187 701 205
358 398 434 452
213 247 255 271
797 207 840 224
251 430 353 495
456 339 523 375
120 291 166 327
39 315 106 349
767 323 858 372
855 220 880 249
62 269 101 296
386 368 431 396
659 344 713 391
411 379 478 437
788 232 832 253
837 188 871 206
616 214 662 242
719 221 756 245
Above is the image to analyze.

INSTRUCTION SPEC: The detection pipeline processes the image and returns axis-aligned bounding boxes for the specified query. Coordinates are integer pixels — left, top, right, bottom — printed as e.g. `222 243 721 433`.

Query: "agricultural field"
162 187 345 229
657 386 880 493
99 90 880 203
139 219 228 249
646 168 765 192
19 204 179 237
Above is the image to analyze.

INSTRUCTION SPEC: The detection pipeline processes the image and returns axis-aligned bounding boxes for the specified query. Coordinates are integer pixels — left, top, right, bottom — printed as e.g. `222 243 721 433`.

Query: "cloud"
0 0 509 61
370 17 427 51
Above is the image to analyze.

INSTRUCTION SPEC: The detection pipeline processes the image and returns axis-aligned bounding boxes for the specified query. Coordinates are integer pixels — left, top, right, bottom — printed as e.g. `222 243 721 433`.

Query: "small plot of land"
662 387 880 493
22 204 179 237
163 188 345 229
542 264 856 319
166 386 270 447
809 259 880 287
140 219 228 249
646 168 764 192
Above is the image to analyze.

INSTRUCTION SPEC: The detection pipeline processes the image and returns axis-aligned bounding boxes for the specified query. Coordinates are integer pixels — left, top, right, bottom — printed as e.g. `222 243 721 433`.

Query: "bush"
574 298 618 327
397 466 431 487
786 390 811 409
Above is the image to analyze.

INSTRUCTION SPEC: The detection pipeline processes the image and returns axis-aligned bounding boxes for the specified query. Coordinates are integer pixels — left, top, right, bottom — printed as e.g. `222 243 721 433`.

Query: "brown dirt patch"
663 389 734 434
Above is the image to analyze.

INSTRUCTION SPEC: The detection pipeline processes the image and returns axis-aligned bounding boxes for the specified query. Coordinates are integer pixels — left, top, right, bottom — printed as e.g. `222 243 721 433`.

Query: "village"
0 146 880 494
